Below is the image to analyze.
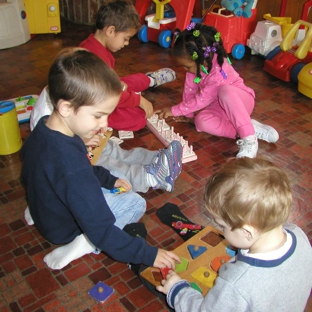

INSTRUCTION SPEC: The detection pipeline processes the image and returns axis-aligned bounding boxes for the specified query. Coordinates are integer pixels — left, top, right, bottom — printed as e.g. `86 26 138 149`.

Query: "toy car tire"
232 44 245 60
158 30 172 49
138 25 148 43
290 62 306 84
266 46 281 61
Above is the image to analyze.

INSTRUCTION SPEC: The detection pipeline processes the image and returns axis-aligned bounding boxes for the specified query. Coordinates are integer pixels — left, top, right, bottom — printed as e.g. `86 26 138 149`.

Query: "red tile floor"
1 19 312 312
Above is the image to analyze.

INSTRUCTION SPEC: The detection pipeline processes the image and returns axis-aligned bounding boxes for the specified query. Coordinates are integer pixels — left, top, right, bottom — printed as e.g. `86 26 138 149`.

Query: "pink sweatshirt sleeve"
171 71 220 117
171 57 254 117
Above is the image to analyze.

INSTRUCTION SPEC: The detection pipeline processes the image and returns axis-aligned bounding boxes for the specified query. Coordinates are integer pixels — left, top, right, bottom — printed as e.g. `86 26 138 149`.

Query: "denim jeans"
101 171 146 229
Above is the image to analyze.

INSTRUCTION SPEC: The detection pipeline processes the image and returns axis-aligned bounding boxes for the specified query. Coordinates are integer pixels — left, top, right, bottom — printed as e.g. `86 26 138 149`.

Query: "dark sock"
123 222 147 277
123 222 147 239
156 203 204 241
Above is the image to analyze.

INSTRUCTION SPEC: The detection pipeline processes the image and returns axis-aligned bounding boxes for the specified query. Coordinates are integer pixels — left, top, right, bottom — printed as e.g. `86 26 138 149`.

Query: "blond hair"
204 157 292 232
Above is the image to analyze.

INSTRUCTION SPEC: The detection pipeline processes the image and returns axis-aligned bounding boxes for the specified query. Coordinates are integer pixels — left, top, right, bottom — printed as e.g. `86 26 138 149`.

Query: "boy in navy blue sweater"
21 48 180 270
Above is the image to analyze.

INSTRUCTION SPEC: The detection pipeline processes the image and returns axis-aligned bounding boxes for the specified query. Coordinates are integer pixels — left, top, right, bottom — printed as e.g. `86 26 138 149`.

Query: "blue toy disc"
232 43 245 60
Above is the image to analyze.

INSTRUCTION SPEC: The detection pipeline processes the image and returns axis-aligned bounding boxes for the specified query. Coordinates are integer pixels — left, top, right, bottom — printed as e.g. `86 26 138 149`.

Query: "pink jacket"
171 55 255 117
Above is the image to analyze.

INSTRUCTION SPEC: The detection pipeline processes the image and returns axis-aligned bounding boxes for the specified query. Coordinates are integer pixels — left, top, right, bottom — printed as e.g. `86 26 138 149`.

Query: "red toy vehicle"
203 6 257 59
135 0 196 48
264 20 312 82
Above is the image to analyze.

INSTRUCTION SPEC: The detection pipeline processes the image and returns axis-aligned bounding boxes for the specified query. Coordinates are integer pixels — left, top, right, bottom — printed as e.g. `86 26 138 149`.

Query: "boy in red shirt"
80 0 176 131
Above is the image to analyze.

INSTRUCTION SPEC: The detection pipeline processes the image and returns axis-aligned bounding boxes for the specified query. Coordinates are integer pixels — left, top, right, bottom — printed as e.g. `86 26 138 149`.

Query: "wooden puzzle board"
90 129 113 166
140 225 231 296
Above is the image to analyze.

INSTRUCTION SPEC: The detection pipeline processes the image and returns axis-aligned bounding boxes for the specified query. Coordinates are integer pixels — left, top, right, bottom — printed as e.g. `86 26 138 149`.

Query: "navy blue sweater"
21 116 157 266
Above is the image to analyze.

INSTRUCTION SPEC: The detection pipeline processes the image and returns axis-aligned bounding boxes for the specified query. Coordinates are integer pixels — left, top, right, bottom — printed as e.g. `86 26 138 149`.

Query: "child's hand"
156 270 182 295
85 134 101 147
153 249 180 269
114 178 132 192
139 96 154 119
154 107 173 119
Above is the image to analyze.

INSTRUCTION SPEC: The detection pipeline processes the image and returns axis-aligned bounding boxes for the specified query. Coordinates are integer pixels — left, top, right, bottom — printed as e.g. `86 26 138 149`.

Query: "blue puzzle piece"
226 244 238 257
89 281 114 303
187 245 207 259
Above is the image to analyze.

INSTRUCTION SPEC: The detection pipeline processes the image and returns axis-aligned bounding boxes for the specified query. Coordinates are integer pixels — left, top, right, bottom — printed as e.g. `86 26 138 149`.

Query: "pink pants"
195 85 255 139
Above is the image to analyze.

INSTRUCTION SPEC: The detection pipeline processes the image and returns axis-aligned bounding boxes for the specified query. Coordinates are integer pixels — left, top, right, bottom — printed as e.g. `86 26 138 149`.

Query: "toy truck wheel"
158 30 172 49
266 46 281 60
138 25 148 43
232 44 245 60
290 62 306 84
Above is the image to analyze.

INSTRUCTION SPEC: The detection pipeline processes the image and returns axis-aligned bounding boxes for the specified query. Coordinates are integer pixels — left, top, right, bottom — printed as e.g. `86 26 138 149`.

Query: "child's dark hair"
48 47 122 112
95 0 141 32
173 23 229 83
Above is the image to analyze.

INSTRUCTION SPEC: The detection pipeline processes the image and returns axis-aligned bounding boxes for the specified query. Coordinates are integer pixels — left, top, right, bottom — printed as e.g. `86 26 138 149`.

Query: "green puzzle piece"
190 282 202 293
175 257 189 273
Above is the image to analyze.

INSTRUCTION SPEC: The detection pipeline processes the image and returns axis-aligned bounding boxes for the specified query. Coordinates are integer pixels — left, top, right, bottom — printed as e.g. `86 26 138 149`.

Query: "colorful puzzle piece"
160 267 172 279
88 281 114 303
140 225 230 297
147 114 197 163
226 244 238 257
191 267 217 288
190 282 202 293
175 257 189 273
210 255 231 273
187 245 208 259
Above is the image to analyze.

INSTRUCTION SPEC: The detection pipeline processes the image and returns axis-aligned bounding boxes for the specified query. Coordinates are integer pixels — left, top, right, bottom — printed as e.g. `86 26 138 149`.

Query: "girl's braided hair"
173 23 228 83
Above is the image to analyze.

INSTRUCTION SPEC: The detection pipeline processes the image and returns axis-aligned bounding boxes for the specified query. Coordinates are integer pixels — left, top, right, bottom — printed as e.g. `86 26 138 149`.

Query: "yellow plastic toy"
298 62 312 99
0 101 22 155
280 20 312 60
153 0 171 21
23 0 61 34
263 13 292 38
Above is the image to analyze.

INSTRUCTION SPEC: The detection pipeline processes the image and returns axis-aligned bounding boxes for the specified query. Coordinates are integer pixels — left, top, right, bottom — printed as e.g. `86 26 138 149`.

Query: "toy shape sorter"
140 225 236 296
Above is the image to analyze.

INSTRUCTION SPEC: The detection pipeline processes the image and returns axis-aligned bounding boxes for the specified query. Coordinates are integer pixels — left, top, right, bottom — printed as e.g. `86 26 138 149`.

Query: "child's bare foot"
173 116 195 125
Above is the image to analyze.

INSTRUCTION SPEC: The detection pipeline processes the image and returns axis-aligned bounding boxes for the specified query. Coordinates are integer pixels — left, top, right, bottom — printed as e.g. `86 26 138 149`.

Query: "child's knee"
217 85 234 101
127 192 146 223
132 193 146 215
193 114 211 133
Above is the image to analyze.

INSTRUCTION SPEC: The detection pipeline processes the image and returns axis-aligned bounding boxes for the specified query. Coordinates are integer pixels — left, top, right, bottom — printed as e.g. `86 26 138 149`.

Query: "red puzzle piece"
160 267 172 279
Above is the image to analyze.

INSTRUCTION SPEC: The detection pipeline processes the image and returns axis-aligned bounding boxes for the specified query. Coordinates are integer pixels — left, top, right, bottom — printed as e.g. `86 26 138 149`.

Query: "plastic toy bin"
0 101 22 155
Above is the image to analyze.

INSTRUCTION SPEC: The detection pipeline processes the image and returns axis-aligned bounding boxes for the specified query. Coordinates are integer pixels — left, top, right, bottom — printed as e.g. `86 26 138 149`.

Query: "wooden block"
90 129 113 165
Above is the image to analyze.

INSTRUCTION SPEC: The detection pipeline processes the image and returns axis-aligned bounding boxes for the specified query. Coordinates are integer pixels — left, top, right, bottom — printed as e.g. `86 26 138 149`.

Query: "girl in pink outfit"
156 23 279 158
